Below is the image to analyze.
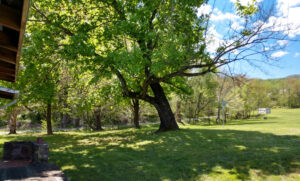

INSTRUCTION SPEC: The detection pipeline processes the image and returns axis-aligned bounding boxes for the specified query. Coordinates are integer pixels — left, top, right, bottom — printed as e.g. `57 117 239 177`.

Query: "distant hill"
264 74 300 81
286 75 300 79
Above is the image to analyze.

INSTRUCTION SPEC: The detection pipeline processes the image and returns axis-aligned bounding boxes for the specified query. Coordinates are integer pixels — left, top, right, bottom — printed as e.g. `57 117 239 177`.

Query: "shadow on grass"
1 127 300 181
199 121 278 126
225 121 278 126
186 116 279 127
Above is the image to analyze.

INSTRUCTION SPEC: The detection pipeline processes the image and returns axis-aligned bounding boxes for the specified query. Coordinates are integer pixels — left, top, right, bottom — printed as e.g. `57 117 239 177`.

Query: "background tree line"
1 71 299 133
181 74 300 123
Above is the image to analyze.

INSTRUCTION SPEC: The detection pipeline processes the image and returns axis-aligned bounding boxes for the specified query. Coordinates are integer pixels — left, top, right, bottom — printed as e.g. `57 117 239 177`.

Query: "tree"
30 0 290 132
182 73 217 121
131 98 141 129
0 81 20 134
238 79 272 118
215 75 243 124
6 106 19 134
285 78 300 108
19 22 63 135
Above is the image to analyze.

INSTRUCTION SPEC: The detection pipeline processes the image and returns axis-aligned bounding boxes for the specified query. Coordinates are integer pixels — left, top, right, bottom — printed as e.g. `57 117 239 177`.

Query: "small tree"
19 23 63 135
182 73 217 120
6 106 19 134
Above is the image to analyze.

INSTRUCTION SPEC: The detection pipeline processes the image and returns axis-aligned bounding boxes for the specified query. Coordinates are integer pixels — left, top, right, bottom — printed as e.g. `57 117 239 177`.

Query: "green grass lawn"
1 109 300 181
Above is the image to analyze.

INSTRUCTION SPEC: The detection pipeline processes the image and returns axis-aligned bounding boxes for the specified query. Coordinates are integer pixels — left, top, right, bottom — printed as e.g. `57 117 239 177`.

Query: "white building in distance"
258 108 271 114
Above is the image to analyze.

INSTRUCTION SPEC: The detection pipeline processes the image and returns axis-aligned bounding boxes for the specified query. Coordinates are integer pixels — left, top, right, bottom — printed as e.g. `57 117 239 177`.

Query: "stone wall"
3 141 49 163
3 141 33 161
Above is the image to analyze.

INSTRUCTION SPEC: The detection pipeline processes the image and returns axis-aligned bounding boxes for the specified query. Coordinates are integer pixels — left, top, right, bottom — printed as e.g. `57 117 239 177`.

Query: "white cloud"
230 0 300 37
206 25 223 53
211 9 240 21
231 21 243 30
205 26 240 55
294 52 300 57
272 0 300 37
208 25 222 39
271 51 289 58
260 14 300 38
197 4 212 16
277 0 300 17
277 40 289 46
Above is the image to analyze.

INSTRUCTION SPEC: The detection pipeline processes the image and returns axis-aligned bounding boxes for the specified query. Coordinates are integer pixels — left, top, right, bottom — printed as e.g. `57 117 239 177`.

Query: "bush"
28 112 42 124
0 119 7 127
41 119 56 130
143 114 159 122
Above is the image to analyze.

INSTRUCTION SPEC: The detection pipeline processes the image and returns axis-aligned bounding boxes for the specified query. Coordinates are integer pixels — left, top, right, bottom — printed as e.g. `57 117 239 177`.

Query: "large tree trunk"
94 107 103 131
131 98 140 129
8 108 17 134
46 102 53 135
150 83 179 132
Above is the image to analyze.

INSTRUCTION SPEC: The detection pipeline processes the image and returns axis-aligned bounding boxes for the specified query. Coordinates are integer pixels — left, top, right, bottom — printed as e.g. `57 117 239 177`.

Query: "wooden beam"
0 55 16 65
0 4 21 31
0 48 16 65
15 0 31 81
0 61 15 69
0 86 20 99
0 91 14 99
0 74 15 82
0 67 15 76
0 31 18 52
0 86 19 93
0 86 18 99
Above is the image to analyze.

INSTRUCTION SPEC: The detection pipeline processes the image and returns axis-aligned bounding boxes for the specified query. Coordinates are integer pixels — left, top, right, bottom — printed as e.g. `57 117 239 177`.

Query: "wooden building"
0 0 30 99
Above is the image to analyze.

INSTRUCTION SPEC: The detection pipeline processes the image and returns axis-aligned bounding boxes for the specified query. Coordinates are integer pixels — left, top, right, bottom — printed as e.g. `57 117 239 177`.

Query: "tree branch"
31 3 74 36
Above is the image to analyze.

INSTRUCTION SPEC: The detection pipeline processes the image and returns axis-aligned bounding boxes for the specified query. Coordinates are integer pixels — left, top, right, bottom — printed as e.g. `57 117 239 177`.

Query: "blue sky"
198 0 300 79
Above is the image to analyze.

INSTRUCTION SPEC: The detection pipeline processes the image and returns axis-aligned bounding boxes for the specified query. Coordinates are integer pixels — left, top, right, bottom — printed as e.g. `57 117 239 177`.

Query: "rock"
3 141 34 161
3 141 49 163
32 142 49 163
